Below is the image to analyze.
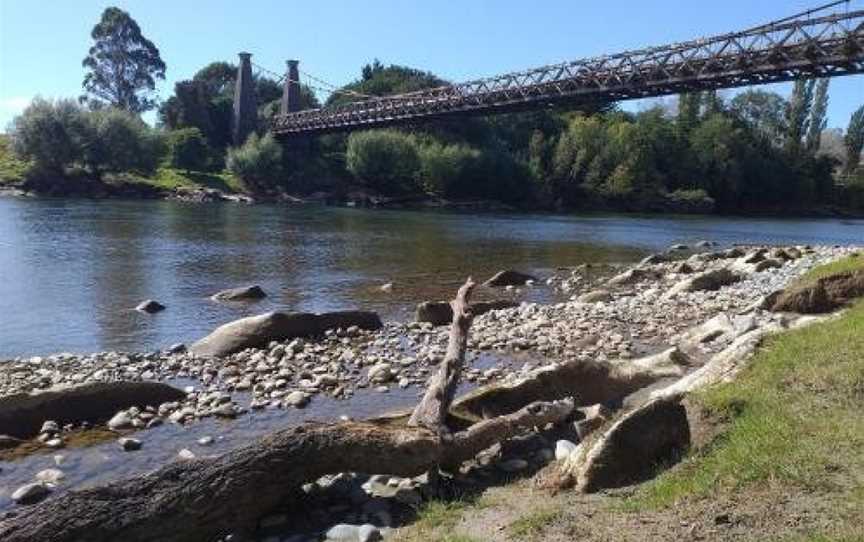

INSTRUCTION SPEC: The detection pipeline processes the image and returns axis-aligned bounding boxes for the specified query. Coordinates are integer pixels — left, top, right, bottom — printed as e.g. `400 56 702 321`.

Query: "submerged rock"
483 270 537 287
210 285 267 302
135 300 165 314
416 300 518 326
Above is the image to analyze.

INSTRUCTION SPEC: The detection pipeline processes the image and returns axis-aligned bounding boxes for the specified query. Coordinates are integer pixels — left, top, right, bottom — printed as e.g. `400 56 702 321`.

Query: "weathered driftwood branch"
408 277 476 433
0 399 575 542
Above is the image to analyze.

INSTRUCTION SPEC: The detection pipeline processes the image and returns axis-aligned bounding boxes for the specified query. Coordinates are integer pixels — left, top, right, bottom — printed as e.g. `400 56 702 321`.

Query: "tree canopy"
81 7 166 113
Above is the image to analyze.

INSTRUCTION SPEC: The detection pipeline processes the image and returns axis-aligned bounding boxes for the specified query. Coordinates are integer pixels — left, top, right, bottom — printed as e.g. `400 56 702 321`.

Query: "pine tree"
785 79 816 153
845 105 864 174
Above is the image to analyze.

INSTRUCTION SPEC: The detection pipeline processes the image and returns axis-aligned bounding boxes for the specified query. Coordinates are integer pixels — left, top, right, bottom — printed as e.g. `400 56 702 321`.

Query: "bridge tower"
232 52 257 146
280 60 302 115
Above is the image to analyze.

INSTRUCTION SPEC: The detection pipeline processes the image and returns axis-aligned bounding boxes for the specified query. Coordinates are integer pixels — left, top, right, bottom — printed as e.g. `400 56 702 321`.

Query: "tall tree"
701 90 723 117
81 7 166 113
805 79 829 154
845 105 864 174
729 89 787 146
785 79 816 153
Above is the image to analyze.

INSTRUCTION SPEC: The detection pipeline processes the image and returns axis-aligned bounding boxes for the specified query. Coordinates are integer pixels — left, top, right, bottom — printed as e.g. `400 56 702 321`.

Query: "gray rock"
190 310 383 358
178 448 196 460
135 300 165 314
211 285 267 302
416 299 517 326
11 482 51 505
284 391 309 408
197 436 214 446
35 468 65 484
118 437 142 451
555 439 578 461
107 411 133 430
325 523 382 542
39 420 59 435
496 458 529 473
577 289 613 303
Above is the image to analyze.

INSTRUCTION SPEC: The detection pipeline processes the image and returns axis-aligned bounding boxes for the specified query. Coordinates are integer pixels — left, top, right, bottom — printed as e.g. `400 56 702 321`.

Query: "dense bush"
346 130 420 193
416 141 479 195
225 133 283 191
167 128 208 172
79 108 163 176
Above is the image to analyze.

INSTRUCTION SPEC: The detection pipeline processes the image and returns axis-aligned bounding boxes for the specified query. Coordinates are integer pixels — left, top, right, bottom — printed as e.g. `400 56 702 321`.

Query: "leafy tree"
346 130 420 193
416 141 479 195
78 108 162 176
327 62 447 107
226 133 283 191
729 90 787 145
81 7 166 113
845 105 864 174
10 98 85 172
701 90 724 117
805 79 829 154
167 128 208 172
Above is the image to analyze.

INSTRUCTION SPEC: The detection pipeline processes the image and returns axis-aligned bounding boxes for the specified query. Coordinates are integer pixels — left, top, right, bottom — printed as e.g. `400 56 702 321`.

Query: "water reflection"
1 198 861 357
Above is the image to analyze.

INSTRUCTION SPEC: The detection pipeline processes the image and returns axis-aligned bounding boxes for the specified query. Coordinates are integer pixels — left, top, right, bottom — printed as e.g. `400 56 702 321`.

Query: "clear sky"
1 0 862 130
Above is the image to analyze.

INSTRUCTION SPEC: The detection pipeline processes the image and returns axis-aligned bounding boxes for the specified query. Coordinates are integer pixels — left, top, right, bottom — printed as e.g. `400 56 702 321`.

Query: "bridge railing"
273 9 864 135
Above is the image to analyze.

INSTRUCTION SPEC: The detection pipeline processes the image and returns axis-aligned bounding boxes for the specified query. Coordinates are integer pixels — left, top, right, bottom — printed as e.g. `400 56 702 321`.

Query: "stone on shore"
35 468 65 484
210 285 267 302
415 300 518 326
135 300 165 314
190 310 383 357
483 270 537 287
577 289 613 303
325 523 382 542
665 268 741 297
107 411 133 430
11 482 51 505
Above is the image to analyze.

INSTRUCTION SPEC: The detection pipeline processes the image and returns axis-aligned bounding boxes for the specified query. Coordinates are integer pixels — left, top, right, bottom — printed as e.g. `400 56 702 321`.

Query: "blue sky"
1 0 862 130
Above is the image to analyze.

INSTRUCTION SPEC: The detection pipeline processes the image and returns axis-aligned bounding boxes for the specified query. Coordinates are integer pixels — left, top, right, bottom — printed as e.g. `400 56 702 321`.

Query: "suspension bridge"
231 2 864 142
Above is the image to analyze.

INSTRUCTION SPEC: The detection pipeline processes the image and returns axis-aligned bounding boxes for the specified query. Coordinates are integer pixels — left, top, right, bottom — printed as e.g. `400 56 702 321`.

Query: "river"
1 197 863 358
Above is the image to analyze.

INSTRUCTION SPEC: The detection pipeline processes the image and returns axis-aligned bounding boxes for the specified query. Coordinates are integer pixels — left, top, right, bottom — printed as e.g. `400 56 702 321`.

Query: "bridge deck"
272 9 864 137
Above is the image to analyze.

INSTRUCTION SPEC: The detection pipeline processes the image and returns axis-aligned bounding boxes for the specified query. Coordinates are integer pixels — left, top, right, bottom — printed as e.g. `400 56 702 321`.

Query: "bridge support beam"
280 60 302 115
232 52 257 146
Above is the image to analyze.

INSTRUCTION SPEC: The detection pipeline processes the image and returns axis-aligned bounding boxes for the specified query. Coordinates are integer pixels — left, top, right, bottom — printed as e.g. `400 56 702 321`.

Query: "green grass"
626 280 864 513
0 134 31 184
144 167 246 193
506 507 564 540
799 253 864 282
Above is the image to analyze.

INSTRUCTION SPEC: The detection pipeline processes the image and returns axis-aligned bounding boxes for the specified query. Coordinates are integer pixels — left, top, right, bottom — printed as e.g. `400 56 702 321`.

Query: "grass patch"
626 268 864 515
0 134 31 184
507 507 564 540
146 167 245 193
799 253 864 282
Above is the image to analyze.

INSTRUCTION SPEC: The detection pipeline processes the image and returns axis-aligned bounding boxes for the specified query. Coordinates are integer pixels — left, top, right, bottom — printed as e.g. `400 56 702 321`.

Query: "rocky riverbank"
0 243 859 540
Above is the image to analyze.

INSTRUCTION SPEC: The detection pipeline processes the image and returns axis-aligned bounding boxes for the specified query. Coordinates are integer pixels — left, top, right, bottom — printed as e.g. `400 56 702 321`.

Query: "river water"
1 197 863 358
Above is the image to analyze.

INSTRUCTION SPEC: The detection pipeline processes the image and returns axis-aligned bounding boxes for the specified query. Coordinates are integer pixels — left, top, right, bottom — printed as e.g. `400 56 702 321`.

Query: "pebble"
178 449 196 460
35 468 65 484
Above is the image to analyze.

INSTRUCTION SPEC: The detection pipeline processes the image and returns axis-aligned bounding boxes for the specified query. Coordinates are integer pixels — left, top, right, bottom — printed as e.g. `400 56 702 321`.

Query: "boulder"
577 289 613 304
210 285 267 302
415 300 518 326
555 440 579 461
135 300 165 314
640 253 671 265
483 270 537 287
118 438 142 451
326 524 382 542
35 468 65 484
565 395 691 493
190 310 383 357
0 382 186 439
672 262 695 274
107 411 134 430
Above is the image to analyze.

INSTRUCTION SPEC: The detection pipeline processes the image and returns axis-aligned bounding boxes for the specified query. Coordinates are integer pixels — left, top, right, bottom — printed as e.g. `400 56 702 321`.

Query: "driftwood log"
0 279 576 542
0 400 575 542
408 278 476 432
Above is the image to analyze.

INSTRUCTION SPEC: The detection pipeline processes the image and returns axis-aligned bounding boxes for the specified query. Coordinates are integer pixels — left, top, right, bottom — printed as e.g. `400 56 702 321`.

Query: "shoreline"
3 183 864 219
